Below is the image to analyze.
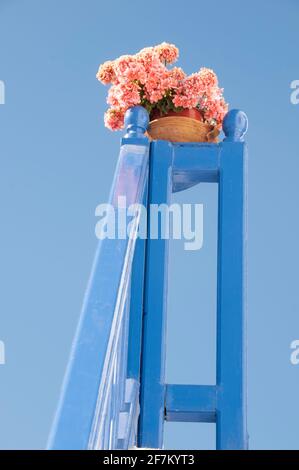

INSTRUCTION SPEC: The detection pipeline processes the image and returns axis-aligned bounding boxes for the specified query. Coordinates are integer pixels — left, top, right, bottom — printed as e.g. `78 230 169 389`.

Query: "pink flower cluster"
97 43 228 131
173 68 228 126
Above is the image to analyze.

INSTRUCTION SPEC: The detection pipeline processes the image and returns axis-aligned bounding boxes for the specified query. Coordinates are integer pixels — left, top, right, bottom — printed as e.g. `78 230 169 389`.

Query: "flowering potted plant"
97 42 228 143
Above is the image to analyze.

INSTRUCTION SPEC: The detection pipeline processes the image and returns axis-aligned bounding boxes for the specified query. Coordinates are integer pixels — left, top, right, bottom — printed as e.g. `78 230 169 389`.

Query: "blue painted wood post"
216 110 248 449
138 140 173 448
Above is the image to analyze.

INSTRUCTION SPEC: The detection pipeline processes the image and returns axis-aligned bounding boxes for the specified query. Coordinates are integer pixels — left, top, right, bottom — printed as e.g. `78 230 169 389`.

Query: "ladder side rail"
48 109 150 449
216 138 248 449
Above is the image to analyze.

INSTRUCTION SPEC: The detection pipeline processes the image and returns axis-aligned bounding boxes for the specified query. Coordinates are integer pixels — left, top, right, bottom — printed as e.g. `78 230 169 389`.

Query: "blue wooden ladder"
48 106 248 450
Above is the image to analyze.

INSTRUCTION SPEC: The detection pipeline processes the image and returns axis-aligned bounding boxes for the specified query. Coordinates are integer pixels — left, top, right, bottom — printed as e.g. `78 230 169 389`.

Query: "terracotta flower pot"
147 108 219 143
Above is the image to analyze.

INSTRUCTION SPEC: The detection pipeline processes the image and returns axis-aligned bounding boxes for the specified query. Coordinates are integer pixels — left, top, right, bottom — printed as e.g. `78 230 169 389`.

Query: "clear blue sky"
0 0 298 449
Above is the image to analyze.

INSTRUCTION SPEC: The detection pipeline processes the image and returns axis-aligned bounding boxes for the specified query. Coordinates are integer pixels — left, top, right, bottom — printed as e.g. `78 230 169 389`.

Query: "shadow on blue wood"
48 106 248 450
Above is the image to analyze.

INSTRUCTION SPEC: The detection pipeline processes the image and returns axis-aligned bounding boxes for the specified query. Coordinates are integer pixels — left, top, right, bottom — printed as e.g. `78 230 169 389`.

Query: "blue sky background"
0 0 298 449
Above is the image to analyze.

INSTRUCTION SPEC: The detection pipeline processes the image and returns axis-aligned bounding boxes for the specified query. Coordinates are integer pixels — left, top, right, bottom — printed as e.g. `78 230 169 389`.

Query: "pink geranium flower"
198 67 218 89
144 66 171 103
154 42 179 64
122 61 147 84
168 67 186 84
173 73 205 108
136 48 164 73
96 60 117 85
104 108 125 131
114 55 136 77
107 82 141 109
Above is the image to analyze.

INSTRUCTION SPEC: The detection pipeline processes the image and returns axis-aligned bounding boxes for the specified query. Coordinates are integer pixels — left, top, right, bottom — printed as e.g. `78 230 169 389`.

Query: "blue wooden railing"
48 106 248 450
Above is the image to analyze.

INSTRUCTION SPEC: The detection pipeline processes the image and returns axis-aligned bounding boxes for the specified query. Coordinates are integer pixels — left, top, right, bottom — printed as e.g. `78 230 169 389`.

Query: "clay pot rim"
147 115 219 143
149 115 215 131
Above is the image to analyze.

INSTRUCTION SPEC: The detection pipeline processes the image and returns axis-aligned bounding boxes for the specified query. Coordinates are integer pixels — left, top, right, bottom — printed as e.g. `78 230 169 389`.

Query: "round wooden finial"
223 109 248 142
124 106 149 139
